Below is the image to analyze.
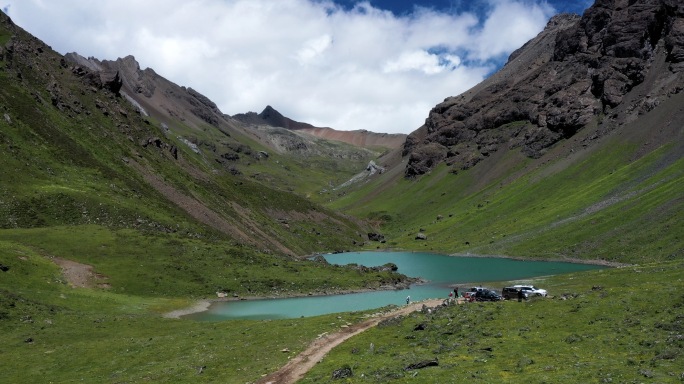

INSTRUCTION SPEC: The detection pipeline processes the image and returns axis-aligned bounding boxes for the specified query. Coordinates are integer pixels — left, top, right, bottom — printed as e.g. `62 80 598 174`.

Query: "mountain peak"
261 105 279 115
258 105 290 128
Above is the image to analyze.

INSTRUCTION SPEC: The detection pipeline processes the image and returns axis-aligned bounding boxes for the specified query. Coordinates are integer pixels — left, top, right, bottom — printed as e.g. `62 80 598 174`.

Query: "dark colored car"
502 286 528 300
475 289 503 302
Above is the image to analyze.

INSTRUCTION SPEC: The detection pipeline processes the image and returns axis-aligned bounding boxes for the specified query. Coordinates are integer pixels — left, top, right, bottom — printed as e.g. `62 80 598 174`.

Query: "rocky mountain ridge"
403 0 684 177
63 53 399 166
64 53 237 132
233 105 406 150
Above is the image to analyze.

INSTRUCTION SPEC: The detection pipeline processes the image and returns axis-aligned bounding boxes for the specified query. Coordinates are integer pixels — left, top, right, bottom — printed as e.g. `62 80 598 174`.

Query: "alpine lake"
185 251 606 321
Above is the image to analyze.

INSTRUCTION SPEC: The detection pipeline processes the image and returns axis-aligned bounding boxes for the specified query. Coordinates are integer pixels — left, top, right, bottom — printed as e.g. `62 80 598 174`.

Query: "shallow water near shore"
185 251 606 321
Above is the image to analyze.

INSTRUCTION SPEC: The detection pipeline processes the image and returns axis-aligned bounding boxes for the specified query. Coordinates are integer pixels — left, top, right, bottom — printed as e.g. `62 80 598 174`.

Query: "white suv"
513 285 547 297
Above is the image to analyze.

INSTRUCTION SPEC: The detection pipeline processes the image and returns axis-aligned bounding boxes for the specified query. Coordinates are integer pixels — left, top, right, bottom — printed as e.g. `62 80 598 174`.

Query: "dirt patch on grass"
257 298 446 384
52 257 108 288
163 300 212 319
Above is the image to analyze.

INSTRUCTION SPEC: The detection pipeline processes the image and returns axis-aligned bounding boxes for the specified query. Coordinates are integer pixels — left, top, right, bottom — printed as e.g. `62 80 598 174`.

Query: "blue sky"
340 0 591 15
5 0 593 134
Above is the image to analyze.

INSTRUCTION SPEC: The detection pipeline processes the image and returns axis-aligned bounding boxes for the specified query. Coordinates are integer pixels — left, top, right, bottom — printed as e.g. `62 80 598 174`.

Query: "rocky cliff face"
404 0 684 177
64 53 228 130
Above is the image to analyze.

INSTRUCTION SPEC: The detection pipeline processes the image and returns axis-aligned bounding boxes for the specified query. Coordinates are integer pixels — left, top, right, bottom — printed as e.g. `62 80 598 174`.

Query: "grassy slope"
242 132 380 202
0 227 403 299
178 117 378 202
0 242 387 383
0 93 400 296
302 260 684 383
331 125 683 264
306 94 683 382
0 18 412 383
0 16 377 258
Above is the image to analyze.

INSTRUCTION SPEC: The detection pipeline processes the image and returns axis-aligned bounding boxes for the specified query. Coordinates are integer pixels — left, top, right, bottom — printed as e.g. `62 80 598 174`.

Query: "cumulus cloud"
7 0 555 133
470 0 554 61
383 50 461 75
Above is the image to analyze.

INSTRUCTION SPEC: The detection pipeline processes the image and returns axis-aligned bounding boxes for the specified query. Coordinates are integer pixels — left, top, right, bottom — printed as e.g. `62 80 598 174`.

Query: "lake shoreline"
164 251 617 319
163 280 428 319
446 252 630 268
305 250 629 268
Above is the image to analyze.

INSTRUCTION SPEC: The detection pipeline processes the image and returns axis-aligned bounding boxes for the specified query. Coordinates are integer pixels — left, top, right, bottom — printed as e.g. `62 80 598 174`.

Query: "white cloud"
383 50 455 75
296 34 333 65
469 0 554 61
6 0 555 134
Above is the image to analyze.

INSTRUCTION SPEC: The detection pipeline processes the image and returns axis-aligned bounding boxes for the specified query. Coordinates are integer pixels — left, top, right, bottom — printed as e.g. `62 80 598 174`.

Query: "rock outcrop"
64 53 225 128
403 0 684 177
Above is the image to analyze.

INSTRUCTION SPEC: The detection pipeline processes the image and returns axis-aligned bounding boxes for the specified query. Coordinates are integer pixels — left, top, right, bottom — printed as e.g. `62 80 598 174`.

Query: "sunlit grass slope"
0 241 388 383
302 260 684 383
331 134 683 264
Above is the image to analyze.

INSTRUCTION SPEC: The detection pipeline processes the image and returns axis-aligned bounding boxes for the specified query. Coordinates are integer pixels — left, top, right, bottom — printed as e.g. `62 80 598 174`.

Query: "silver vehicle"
513 284 547 297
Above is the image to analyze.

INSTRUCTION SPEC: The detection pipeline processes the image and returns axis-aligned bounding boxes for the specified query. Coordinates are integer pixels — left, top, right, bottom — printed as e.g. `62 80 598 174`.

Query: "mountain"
403 0 684 177
0 12 397 261
233 105 407 150
63 52 389 165
334 0 683 265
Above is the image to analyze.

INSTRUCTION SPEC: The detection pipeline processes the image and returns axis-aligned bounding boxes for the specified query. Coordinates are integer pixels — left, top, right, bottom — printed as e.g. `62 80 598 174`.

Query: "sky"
3 0 592 134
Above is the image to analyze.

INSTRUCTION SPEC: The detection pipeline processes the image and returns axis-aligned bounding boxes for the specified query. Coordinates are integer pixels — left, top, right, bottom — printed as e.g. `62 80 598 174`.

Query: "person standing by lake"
406 296 410 305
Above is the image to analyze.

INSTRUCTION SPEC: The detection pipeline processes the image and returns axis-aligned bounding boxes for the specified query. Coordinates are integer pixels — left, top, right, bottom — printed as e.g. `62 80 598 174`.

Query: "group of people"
405 287 461 306
447 287 459 304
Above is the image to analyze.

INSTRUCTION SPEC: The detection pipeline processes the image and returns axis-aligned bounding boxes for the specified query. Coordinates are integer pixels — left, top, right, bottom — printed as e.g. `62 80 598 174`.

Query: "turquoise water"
186 252 606 321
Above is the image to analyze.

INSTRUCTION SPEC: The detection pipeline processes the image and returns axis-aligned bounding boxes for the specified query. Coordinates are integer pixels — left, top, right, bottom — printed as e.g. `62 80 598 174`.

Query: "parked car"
502 286 528 300
475 289 503 302
513 284 547 297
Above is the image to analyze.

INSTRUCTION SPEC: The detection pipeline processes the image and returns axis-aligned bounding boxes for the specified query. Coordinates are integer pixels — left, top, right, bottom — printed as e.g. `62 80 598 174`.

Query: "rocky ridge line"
404 0 684 177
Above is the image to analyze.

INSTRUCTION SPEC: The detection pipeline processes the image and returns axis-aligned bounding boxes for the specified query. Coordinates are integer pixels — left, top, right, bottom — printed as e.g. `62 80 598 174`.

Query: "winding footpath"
257 298 447 384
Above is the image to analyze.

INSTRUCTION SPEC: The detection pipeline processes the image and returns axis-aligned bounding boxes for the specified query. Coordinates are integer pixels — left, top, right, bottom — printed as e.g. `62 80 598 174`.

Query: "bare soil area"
162 300 212 319
257 298 446 384
52 257 108 288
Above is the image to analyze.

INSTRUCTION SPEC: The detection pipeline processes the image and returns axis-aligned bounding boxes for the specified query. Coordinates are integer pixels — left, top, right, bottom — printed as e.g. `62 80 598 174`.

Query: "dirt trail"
257 298 447 384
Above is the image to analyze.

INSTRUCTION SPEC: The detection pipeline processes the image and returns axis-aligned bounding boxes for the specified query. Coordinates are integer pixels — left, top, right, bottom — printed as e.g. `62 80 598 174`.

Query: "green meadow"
1 11 682 383
301 260 684 383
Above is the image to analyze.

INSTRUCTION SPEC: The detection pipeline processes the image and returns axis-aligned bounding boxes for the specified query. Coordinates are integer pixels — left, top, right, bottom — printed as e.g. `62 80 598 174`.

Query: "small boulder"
367 232 385 242
331 365 353 379
405 358 438 370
